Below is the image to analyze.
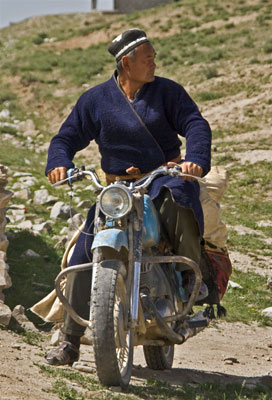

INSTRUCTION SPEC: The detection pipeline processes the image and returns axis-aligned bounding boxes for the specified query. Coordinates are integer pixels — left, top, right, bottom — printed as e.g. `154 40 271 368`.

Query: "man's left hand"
167 161 203 181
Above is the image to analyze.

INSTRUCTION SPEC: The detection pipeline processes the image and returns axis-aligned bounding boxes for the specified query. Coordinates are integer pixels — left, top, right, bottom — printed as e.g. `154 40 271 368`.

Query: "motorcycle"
54 165 210 388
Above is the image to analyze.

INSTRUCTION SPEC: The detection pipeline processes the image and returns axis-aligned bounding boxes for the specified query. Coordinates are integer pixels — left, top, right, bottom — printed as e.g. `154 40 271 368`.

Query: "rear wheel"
143 345 174 370
91 259 133 388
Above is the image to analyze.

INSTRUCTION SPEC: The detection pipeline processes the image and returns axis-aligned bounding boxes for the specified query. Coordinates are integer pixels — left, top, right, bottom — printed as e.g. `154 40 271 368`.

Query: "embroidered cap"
108 29 149 62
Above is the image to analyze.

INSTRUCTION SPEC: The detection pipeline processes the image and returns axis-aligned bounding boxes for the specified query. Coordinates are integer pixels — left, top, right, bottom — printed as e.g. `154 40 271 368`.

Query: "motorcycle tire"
143 345 174 370
91 258 134 388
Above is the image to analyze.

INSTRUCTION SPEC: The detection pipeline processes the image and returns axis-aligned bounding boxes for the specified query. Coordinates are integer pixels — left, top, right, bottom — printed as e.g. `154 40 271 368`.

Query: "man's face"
126 42 156 84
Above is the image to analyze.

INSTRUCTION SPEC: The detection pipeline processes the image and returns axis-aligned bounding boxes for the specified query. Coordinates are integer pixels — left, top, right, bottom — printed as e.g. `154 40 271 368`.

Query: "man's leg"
153 188 201 270
46 206 95 365
153 188 208 300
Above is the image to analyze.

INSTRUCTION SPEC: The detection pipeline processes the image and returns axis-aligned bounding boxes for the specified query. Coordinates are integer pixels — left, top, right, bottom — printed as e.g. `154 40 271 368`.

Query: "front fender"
91 228 128 252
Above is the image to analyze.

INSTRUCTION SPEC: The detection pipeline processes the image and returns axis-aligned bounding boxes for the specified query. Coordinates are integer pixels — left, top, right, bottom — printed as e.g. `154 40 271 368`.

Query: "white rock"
22 249 41 258
0 109 10 119
12 304 38 331
13 188 31 200
13 172 33 177
17 220 33 230
9 204 25 209
60 226 68 235
0 257 12 289
50 328 65 345
0 301 12 326
83 184 95 192
228 280 243 289
68 213 85 228
0 121 17 131
54 236 68 248
50 201 76 220
73 363 95 373
81 327 92 345
19 119 38 137
33 189 57 205
262 307 272 318
32 221 52 233
18 176 38 188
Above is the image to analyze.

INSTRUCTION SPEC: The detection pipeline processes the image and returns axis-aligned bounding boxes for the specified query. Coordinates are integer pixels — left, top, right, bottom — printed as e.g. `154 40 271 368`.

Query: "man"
45 29 211 366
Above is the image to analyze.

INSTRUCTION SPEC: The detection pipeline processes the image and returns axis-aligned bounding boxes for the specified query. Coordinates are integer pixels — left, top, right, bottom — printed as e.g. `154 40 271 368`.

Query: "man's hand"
167 161 203 181
48 167 67 184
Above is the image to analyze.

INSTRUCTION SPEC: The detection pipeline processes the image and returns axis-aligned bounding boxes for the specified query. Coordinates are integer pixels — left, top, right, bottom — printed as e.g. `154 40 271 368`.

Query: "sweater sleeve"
45 93 97 175
172 85 212 176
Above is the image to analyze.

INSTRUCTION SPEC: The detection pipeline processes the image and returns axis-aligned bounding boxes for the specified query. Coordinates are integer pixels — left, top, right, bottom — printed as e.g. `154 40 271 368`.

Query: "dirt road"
1 320 271 399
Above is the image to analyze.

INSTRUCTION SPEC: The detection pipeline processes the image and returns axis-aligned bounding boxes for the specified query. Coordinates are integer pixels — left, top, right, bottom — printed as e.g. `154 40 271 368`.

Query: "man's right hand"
48 167 67 184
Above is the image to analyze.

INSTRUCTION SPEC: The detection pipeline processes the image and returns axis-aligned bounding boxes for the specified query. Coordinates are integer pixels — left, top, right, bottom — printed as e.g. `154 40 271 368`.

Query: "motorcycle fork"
129 196 144 329
89 200 105 322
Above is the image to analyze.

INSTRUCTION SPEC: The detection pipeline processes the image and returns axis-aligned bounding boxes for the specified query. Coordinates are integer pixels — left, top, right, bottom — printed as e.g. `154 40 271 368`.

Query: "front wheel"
91 259 133 388
143 345 174 370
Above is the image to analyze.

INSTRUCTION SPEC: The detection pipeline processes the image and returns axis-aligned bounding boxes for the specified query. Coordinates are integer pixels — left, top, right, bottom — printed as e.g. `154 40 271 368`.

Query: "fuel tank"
142 195 160 248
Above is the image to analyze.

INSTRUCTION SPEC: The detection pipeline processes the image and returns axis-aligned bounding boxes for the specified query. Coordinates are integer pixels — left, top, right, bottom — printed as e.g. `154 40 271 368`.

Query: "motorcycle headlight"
99 185 133 219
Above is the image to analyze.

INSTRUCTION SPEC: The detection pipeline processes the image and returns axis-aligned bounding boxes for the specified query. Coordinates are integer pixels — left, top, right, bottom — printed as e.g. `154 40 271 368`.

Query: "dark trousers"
63 189 201 337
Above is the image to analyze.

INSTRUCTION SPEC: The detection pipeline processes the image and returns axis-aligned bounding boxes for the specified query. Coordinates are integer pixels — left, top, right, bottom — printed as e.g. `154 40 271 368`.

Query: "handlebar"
52 165 206 191
52 167 104 190
133 165 206 190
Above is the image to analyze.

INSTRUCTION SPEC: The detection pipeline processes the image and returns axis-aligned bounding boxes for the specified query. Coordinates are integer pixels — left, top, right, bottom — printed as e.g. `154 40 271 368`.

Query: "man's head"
108 29 156 85
108 29 149 62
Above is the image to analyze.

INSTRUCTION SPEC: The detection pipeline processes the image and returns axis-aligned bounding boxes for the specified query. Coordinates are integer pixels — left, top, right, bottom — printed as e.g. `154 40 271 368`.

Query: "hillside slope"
0 0 272 398
1 0 271 279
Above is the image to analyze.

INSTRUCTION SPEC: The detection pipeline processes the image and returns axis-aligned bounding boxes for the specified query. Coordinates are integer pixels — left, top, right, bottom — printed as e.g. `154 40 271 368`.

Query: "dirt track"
1 320 272 399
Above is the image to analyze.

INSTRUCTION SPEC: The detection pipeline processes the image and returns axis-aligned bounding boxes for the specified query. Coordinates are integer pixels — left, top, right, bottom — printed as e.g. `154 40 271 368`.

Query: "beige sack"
31 223 84 322
200 166 229 249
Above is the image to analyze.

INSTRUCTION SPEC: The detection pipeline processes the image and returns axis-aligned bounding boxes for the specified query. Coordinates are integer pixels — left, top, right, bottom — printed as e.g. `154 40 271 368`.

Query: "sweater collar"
113 70 146 102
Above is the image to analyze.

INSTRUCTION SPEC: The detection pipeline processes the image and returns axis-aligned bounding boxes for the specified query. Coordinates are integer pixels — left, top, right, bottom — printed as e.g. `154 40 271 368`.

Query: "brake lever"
52 176 71 187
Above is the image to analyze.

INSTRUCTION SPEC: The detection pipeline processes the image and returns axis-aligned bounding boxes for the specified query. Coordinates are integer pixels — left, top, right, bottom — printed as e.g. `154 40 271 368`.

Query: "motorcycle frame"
55 186 203 343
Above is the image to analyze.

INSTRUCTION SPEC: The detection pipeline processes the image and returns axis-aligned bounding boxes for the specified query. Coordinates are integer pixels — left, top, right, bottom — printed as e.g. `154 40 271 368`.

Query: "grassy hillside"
1 0 272 323
1 1 272 398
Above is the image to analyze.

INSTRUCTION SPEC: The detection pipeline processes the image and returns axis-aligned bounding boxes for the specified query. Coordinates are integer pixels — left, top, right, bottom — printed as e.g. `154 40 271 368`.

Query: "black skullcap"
108 29 149 62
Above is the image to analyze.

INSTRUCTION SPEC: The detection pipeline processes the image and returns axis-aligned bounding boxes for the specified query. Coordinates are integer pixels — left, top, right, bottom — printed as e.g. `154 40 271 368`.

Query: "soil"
2 63 272 400
1 320 272 399
1 3 272 398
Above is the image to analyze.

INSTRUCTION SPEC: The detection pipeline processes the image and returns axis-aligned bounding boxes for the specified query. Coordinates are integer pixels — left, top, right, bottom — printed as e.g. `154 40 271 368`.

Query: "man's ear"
122 55 130 71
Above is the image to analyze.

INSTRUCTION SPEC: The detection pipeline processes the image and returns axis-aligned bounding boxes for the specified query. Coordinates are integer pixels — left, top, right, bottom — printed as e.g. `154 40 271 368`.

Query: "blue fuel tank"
142 195 161 248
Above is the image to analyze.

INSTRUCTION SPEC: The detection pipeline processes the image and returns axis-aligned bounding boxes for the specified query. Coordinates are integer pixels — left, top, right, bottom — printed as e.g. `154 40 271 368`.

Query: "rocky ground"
1 320 272 399
1 59 272 400
0 1 272 397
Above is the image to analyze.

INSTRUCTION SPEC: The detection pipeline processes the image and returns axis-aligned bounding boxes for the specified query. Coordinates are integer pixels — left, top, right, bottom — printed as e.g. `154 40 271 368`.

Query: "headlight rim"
99 184 133 219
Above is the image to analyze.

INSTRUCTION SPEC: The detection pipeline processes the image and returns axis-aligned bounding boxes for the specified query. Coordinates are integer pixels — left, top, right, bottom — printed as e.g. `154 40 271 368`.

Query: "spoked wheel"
143 345 174 370
91 259 134 388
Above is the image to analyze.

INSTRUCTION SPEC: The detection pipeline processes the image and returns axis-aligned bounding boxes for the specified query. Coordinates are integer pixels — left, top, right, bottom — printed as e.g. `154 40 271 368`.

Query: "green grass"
221 162 272 237
4 231 62 324
38 363 271 400
1 0 272 396
222 269 272 326
0 137 45 168
194 91 224 101
2 43 112 86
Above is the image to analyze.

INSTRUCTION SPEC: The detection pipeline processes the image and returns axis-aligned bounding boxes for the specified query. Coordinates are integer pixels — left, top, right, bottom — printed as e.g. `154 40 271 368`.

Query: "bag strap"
114 74 166 163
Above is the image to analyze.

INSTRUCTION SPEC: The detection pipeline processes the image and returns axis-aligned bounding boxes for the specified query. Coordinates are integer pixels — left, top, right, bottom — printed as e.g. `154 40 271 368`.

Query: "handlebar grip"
67 168 76 187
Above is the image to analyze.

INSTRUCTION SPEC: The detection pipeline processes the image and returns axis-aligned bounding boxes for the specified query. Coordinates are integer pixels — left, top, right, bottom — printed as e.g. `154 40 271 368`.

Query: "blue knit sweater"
46 73 212 233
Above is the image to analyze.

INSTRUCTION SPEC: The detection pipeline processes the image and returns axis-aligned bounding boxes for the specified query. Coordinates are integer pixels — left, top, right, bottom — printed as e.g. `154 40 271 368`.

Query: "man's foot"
45 341 79 366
